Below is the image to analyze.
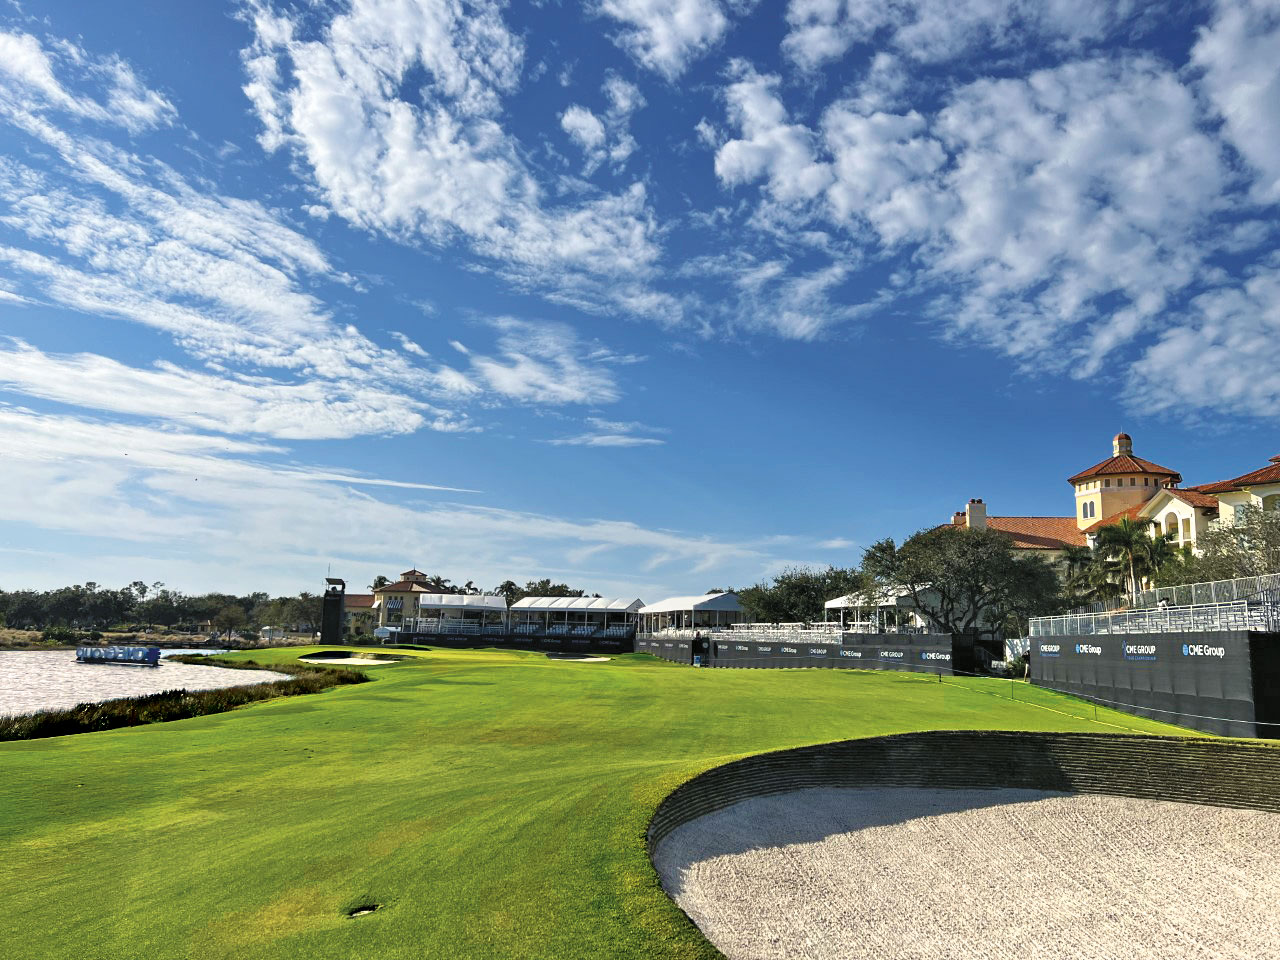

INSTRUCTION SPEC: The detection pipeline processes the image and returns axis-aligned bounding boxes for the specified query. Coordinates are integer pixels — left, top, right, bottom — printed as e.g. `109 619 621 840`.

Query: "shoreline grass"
0 657 368 743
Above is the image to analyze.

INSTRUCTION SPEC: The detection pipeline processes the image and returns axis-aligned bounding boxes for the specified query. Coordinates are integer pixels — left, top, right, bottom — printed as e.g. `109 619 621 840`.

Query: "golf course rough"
0 646 1192 960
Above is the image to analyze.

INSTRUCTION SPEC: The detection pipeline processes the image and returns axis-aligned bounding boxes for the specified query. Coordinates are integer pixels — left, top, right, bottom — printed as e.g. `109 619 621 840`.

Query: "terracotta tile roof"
985 516 1087 550
374 580 430 593
1165 489 1221 509
1067 454 1181 484
1193 455 1280 493
1084 503 1147 535
945 515 1086 549
343 593 375 608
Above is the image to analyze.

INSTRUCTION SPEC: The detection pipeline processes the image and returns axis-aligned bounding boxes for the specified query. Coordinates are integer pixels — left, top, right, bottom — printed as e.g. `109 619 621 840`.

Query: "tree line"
0 580 324 637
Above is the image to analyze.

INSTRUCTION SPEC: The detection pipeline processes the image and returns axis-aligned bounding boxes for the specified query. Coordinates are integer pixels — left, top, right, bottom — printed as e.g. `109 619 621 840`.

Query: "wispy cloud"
549 416 667 447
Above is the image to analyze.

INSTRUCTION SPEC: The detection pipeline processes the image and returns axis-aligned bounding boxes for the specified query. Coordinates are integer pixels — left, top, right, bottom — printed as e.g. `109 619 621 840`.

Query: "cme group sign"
77 645 162 667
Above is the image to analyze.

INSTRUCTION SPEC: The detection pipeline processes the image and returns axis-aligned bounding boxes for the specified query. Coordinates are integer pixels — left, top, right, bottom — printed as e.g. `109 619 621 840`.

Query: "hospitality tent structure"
509 596 644 637
823 588 929 632
401 593 509 634
638 592 744 633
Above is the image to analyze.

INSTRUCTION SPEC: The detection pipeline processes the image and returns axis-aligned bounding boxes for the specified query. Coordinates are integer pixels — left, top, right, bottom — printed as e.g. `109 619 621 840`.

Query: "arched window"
1164 512 1179 539
1263 494 1280 514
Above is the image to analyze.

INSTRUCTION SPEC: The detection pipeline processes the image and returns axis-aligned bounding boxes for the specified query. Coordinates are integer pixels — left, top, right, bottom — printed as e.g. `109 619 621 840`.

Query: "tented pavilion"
823 588 928 632
402 594 509 635
509 597 644 638
638 592 744 633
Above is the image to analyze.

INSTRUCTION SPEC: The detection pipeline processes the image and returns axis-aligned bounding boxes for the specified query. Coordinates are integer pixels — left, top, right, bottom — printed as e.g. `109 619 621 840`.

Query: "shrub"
40 626 75 644
0 658 370 742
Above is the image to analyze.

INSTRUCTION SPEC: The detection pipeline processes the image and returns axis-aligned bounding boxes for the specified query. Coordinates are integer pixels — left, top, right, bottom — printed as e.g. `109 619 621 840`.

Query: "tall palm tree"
1094 517 1158 603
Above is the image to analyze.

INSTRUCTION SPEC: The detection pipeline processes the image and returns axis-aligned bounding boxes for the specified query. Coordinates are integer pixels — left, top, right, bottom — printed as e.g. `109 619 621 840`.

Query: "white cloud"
466 319 626 405
391 331 431 358
0 405 765 594
711 54 1229 362
242 0 673 322
714 64 832 205
594 0 730 79
0 29 175 132
550 415 667 446
1126 257 1280 419
782 0 1130 71
561 103 608 172
0 340 458 439
1193 0 1280 204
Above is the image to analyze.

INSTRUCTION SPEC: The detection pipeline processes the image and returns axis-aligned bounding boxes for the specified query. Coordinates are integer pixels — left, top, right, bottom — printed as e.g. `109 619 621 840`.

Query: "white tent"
511 597 644 613
416 594 508 612
510 596 644 633
824 588 925 630
638 592 744 632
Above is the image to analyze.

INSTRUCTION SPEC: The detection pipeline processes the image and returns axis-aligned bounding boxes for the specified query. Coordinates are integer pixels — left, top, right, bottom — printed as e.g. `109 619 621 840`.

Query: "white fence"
1030 594 1279 636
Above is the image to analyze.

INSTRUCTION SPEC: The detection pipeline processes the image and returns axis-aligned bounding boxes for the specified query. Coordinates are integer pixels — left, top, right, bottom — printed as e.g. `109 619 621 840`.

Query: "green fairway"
0 647 1192 960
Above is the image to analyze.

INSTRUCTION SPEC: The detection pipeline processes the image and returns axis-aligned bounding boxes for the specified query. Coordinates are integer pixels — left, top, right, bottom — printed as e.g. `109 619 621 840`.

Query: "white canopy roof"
638 592 742 615
824 588 914 609
415 594 508 612
510 596 644 613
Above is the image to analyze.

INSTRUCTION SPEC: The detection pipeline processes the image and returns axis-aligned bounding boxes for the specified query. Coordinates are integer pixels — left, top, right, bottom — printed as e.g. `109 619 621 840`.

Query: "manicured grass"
0 646 1194 960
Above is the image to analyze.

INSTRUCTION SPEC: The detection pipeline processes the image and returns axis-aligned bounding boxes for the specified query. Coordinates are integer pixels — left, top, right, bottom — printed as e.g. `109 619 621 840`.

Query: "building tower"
1068 433 1181 530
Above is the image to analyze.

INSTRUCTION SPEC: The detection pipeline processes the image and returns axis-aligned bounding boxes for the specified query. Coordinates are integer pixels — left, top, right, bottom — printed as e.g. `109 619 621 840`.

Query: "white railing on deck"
1030 593 1279 636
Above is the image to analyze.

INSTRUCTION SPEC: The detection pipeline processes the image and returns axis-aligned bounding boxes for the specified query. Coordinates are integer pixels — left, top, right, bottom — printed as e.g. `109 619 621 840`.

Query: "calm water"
0 650 289 717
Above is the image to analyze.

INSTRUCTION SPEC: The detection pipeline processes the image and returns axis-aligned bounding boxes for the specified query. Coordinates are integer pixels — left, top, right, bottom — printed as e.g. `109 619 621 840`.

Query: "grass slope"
0 647 1192 960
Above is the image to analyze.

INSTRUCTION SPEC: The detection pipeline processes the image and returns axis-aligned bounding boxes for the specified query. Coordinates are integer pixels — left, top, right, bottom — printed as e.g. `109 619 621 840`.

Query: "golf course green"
0 646 1192 959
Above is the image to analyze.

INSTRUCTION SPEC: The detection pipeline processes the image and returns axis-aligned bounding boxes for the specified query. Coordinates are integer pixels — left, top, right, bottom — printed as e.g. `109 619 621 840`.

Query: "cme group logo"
1074 643 1102 656
840 649 863 658
880 650 905 659
920 651 950 662
781 646 798 654
757 646 772 653
734 645 750 652
1038 643 1061 658
1123 643 1158 662
1182 643 1226 658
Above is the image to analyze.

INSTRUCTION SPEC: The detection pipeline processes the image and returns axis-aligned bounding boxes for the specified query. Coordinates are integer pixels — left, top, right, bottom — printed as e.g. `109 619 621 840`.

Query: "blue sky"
0 0 1278 599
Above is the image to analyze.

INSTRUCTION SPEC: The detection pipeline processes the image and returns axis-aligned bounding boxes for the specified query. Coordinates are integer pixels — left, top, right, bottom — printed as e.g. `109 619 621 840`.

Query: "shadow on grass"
0 657 370 742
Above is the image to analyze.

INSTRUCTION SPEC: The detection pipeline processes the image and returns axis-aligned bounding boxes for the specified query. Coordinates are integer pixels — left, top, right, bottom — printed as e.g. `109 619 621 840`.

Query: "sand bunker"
653 786 1280 960
298 656 399 665
545 653 610 662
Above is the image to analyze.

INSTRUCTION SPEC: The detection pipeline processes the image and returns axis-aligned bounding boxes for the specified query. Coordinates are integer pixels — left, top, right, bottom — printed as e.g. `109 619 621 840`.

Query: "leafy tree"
369 575 390 591
738 566 864 623
862 527 1058 641
213 604 247 637
494 580 521 607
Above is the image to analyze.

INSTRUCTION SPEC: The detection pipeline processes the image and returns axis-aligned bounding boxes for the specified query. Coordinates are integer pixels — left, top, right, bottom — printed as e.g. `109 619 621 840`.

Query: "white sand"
298 656 399 665
0 650 289 717
653 787 1280 960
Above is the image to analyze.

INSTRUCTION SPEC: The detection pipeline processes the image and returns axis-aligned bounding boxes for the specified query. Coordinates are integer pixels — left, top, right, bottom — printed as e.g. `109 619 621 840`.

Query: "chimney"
1113 432 1133 457
952 511 965 527
965 498 987 531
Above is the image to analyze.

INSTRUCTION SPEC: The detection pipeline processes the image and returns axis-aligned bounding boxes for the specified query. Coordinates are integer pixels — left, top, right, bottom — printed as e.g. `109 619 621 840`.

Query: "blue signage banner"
76 645 161 667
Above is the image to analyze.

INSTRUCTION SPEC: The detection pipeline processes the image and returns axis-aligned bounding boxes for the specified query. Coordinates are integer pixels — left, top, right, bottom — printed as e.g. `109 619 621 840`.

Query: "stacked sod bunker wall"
646 731 1280 855
397 631 636 656
637 634 955 675
1030 631 1280 737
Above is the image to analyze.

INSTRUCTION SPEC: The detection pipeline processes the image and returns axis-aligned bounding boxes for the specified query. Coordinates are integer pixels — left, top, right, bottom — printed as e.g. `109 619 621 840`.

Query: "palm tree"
1093 517 1158 603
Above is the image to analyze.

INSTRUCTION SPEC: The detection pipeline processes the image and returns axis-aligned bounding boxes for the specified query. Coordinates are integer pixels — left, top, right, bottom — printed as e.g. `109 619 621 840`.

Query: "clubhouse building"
949 433 1280 557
